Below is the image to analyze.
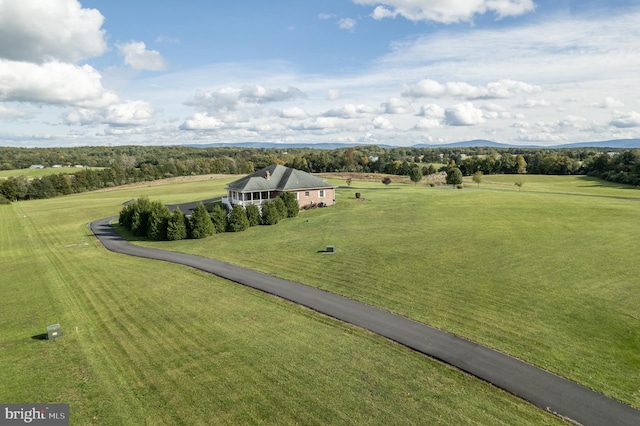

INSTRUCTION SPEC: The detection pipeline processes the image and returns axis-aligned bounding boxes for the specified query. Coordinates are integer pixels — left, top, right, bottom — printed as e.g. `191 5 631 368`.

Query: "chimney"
266 171 270 180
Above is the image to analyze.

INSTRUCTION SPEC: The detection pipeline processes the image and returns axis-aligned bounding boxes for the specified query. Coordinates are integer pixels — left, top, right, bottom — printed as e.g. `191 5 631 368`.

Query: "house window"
305 191 310 197
319 190 325 198
295 192 299 200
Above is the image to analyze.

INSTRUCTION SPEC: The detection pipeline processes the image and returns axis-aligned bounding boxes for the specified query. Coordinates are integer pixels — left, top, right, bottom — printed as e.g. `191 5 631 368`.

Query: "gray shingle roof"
226 164 335 192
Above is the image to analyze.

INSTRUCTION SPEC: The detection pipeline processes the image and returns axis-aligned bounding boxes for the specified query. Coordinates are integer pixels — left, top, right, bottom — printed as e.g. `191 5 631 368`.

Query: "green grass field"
0 167 103 179
138 175 640 410
0 177 562 425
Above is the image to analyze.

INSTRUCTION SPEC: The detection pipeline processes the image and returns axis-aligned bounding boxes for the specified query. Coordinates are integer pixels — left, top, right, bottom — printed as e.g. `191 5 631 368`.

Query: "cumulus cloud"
338 18 357 31
0 0 106 63
354 0 535 24
0 59 118 107
117 41 167 71
445 102 485 126
179 113 224 130
64 101 155 127
372 115 393 129
323 104 377 118
327 89 341 100
414 118 441 129
593 96 625 109
610 111 640 128
402 79 540 99
516 99 549 108
417 104 445 119
381 98 412 114
281 107 307 119
186 85 307 113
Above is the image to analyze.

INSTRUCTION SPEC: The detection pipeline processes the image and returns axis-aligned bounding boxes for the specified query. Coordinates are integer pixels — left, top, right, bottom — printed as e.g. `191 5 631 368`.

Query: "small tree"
472 171 483 188
409 165 422 185
273 197 287 220
130 196 152 237
346 177 352 186
210 205 228 234
446 168 463 188
515 180 524 191
228 205 249 232
280 192 299 218
147 200 171 240
167 208 188 241
245 204 261 227
382 177 391 186
189 203 215 239
260 201 280 225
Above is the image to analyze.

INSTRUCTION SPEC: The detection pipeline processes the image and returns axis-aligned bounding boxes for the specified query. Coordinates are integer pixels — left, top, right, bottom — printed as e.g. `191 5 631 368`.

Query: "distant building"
29 165 44 169
224 164 336 210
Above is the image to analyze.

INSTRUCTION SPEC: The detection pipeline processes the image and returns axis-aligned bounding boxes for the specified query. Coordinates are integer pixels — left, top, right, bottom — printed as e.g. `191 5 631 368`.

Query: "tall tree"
446 168 463 187
166 208 188 241
228 205 250 232
280 192 299 217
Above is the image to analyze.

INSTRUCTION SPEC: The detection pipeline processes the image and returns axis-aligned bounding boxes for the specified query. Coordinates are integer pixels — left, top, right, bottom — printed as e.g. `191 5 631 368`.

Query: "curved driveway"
90 217 640 426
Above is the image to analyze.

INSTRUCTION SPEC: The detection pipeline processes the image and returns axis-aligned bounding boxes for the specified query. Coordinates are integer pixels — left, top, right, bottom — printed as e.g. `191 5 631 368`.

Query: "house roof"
226 164 335 192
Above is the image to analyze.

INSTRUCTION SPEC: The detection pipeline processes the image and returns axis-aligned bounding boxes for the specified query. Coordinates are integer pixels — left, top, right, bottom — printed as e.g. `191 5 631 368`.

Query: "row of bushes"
118 192 300 241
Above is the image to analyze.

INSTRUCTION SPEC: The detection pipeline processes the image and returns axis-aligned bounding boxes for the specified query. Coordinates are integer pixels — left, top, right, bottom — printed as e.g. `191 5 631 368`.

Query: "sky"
1 0 640 147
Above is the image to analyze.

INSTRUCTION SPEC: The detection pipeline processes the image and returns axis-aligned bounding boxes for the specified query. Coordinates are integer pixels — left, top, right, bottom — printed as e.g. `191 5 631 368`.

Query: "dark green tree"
228 205 250 232
189 203 215 239
280 192 299 218
260 201 280 225
409 165 422 185
245 203 261 227
273 197 287 220
210 204 228 234
130 196 152 236
446 168 463 188
147 201 171 240
166 208 188 241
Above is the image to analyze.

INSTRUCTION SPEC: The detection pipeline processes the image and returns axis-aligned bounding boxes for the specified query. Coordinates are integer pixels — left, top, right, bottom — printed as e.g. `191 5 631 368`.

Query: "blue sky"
1 0 639 147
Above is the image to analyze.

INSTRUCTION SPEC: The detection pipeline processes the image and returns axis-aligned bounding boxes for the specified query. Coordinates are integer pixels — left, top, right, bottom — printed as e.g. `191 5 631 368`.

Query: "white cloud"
610 111 640 128
338 18 357 31
355 0 535 24
594 96 625 109
323 104 377 118
0 59 118 107
402 79 540 99
372 115 393 129
417 104 445 119
179 113 224 130
64 101 155 127
281 107 307 119
445 102 485 126
0 0 106 63
117 41 167 71
516 99 549 109
185 85 307 114
381 98 412 114
318 13 335 20
414 118 441 129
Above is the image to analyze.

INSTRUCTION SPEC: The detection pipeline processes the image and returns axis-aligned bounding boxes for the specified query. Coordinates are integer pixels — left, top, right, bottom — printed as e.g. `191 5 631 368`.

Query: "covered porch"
225 189 280 207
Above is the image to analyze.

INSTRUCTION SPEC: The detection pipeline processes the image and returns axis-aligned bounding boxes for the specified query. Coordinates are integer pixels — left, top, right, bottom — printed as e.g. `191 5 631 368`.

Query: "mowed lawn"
142 175 640 410
0 178 561 425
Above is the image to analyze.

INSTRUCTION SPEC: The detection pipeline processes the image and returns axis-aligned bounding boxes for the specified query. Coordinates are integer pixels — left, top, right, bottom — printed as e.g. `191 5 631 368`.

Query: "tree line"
1 145 638 203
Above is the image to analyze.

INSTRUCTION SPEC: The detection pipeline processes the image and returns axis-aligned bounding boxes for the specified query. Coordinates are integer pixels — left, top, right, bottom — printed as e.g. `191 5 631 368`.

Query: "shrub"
260 201 280 225
280 192 299 218
355 192 361 199
273 197 287 220
210 205 228 234
0 195 10 205
166 208 188 241
245 204 261 227
147 201 171 240
130 196 152 237
382 177 391 185
456 184 464 189
189 203 215 239
228 205 250 232
446 168 463 187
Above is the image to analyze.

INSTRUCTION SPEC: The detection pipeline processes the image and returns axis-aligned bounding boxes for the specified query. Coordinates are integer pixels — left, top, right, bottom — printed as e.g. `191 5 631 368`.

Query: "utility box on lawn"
46 324 63 340
326 245 335 253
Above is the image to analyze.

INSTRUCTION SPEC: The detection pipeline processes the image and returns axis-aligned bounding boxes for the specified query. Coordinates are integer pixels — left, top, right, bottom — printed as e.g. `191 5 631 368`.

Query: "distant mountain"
185 142 395 150
185 139 640 150
552 139 640 149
